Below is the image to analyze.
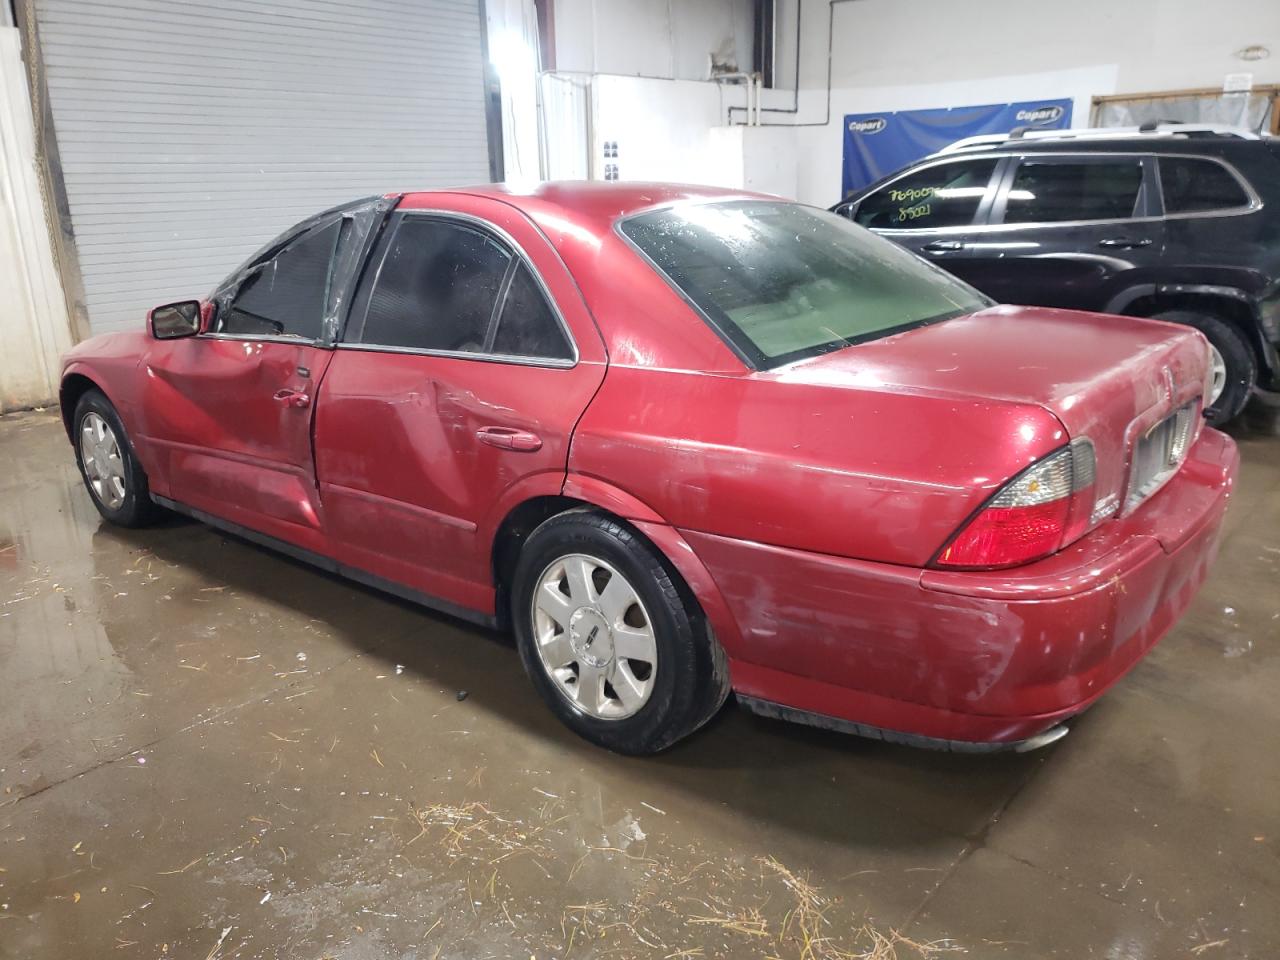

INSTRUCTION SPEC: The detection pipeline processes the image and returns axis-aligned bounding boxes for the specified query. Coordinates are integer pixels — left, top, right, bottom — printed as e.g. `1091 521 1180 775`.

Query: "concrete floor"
0 404 1277 960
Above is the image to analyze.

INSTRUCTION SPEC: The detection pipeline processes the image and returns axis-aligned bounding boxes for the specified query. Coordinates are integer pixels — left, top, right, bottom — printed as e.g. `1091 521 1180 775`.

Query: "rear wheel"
511 510 730 754
1151 310 1254 424
72 389 161 527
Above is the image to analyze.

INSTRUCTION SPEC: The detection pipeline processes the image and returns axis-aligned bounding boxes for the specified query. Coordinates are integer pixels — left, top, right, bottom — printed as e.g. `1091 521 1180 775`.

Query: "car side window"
216 219 341 339
1159 157 1250 214
1002 159 1144 224
359 218 512 353
491 262 573 360
853 159 998 230
356 216 572 361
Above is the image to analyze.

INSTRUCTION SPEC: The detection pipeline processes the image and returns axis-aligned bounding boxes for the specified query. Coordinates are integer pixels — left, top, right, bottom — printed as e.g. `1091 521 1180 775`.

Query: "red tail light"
933 439 1097 570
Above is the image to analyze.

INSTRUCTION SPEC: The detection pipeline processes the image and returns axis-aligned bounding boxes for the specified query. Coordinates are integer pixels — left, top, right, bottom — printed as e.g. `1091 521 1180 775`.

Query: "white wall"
540 0 1280 203
817 0 1280 94
554 0 756 80
0 27 73 411
590 75 741 183
540 0 803 196
786 0 1280 204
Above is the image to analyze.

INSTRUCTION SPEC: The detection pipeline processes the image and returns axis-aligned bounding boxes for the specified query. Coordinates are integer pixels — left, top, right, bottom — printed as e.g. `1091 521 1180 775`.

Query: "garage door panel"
36 0 492 333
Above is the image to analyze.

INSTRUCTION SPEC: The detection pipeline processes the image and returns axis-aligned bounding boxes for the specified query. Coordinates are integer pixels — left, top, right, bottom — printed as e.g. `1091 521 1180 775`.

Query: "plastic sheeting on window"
1095 92 1273 132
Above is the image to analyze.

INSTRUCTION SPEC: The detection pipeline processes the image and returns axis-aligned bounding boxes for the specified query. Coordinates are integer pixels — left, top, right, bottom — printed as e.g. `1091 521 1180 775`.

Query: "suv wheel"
1151 310 1254 424
510 509 730 754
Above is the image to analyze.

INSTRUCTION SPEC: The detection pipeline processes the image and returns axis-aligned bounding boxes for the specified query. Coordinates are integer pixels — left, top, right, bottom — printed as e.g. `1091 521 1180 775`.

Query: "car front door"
313 196 608 615
960 153 1163 309
846 156 1003 289
138 200 389 549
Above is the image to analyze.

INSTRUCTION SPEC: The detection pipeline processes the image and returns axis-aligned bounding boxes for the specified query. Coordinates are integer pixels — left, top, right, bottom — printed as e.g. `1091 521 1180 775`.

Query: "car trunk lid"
781 304 1211 536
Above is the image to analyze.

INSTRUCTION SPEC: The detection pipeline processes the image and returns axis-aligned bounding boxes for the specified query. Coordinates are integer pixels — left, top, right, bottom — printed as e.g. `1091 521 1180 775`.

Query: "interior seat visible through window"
1001 159 1144 224
216 219 342 340
1159 156 1251 214
853 159 998 230
353 216 573 362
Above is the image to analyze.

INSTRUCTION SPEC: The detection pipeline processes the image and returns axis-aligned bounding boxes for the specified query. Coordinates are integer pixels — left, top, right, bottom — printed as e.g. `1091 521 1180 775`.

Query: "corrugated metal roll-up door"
34 0 493 334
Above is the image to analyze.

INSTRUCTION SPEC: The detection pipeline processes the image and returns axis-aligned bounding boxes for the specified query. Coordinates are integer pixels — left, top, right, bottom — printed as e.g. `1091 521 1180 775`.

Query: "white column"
0 27 73 411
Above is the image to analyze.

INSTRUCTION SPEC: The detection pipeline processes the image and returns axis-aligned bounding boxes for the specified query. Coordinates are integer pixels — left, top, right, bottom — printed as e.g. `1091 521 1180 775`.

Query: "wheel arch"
1115 285 1270 383
59 368 108 442
489 481 745 657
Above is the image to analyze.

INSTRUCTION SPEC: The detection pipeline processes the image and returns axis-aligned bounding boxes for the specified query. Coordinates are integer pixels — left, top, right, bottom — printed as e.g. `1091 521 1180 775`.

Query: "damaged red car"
60 183 1237 754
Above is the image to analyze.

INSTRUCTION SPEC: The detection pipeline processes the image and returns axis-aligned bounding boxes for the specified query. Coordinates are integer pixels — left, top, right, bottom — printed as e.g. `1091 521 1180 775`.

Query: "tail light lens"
933 439 1097 570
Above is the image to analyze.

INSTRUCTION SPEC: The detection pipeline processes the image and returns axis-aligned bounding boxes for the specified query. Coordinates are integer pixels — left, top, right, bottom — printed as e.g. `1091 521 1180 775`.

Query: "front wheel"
510 510 729 754
72 389 162 527
1151 310 1255 424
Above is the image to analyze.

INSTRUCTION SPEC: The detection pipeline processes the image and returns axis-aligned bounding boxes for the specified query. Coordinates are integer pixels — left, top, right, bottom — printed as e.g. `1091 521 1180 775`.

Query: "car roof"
400 181 777 235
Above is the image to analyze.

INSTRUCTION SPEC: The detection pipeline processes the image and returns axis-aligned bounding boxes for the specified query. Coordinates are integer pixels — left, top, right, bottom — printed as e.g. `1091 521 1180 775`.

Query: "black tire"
71 388 162 527
1151 310 1255 424
510 509 730 754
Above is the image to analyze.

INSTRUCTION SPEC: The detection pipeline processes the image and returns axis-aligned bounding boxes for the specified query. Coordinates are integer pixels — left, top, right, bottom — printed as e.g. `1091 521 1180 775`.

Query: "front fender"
60 353 162 483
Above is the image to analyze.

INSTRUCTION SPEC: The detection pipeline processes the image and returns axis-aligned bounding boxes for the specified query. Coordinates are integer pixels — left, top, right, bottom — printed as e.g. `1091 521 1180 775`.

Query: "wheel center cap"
568 607 613 668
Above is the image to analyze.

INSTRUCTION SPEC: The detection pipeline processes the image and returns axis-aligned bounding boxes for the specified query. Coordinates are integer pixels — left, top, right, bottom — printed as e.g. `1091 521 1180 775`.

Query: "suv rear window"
620 201 990 368
1159 156 1250 214
1003 159 1144 224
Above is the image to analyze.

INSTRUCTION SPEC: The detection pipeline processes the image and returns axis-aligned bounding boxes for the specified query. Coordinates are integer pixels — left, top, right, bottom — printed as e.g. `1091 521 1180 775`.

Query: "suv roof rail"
936 123 1262 154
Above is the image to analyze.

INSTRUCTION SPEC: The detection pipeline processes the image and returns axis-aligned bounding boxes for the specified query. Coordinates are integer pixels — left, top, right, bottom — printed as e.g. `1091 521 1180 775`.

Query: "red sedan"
60 183 1237 755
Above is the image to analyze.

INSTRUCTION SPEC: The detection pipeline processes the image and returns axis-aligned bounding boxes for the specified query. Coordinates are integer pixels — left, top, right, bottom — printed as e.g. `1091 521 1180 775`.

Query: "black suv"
831 126 1280 422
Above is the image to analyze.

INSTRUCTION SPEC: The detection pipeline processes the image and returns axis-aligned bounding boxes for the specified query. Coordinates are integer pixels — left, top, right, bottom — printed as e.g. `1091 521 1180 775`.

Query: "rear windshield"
619 200 990 368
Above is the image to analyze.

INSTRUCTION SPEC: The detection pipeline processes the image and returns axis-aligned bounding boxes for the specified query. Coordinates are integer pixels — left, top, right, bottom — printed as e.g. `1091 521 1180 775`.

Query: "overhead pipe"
726 0 858 128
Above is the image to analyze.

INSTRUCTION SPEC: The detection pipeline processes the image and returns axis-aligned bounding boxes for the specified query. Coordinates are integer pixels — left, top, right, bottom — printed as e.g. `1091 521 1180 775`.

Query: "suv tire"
1151 310 1254 424
510 509 731 754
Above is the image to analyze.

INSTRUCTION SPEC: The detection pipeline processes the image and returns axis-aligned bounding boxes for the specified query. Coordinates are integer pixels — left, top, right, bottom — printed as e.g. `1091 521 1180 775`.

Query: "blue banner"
841 99 1073 198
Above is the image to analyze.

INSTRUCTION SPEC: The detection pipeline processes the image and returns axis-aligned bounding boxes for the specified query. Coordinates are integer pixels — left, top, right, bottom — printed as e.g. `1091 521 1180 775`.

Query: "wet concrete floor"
1 404 1278 959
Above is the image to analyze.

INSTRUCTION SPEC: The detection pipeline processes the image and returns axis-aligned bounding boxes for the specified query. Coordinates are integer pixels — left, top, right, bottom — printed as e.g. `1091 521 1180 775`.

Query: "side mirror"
149 300 201 339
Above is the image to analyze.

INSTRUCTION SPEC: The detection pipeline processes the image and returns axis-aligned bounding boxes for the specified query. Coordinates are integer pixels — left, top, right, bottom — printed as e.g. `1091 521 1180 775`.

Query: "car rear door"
960 153 1163 309
313 194 608 615
139 199 390 550
845 155 1003 289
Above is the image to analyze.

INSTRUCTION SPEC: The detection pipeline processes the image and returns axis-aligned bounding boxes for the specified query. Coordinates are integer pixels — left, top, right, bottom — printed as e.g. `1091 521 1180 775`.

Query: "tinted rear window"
620 201 990 368
491 262 574 360
1003 159 1144 223
1160 157 1250 214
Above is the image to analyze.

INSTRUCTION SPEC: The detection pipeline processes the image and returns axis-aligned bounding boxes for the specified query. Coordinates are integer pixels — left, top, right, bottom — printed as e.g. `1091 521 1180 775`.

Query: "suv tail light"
932 439 1097 570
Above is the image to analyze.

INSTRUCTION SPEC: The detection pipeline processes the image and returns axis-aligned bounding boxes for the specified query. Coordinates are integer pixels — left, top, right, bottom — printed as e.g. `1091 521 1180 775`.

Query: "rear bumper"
686 429 1239 746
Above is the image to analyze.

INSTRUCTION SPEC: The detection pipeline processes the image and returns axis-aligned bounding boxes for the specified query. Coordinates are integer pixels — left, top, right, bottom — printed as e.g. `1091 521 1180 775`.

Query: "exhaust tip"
1014 725 1070 753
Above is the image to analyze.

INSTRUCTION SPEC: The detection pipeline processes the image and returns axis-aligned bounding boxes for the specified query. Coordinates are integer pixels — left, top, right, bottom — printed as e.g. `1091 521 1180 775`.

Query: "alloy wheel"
79 412 127 510
1207 343 1227 406
530 553 657 720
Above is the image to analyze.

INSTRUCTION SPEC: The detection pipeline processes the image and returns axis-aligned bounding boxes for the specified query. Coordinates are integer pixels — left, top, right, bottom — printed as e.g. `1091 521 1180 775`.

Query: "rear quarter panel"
569 365 1067 568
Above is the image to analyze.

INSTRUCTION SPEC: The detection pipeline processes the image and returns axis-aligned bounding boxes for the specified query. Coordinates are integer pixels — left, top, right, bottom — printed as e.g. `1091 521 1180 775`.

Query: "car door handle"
272 388 311 408
921 240 965 253
476 426 543 452
1097 237 1152 249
